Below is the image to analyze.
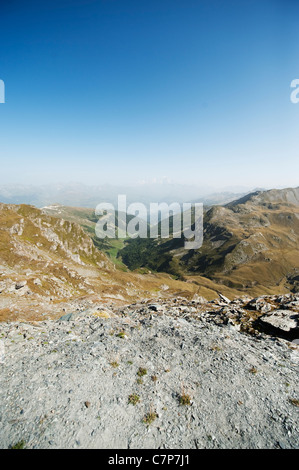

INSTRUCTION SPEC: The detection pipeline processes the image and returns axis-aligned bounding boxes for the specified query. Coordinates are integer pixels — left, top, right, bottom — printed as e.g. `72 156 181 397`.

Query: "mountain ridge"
118 186 299 296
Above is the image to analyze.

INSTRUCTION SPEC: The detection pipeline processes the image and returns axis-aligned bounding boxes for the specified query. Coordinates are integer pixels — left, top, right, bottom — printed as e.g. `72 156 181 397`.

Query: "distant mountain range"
0 182 261 208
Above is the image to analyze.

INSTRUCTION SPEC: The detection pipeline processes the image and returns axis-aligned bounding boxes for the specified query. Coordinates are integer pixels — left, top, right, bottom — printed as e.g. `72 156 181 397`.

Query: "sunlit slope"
0 203 208 321
179 187 299 292
0 203 112 297
118 187 299 295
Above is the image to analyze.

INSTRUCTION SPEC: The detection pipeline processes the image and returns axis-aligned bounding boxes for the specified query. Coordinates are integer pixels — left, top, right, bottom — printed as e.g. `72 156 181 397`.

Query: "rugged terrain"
1 187 299 319
187 187 299 292
119 187 299 295
0 201 260 323
0 293 298 449
0 203 201 322
0 192 299 449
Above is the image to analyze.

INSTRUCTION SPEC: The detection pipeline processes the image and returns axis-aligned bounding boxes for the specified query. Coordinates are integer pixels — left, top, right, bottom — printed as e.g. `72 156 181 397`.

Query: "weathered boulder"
218 293 231 304
258 309 299 340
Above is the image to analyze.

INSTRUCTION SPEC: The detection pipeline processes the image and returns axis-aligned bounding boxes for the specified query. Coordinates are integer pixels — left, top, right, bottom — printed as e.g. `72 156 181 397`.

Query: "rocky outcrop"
258 310 299 341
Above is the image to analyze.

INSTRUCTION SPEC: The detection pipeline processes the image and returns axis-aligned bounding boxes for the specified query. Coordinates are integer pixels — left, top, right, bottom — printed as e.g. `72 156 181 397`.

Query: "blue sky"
0 0 299 190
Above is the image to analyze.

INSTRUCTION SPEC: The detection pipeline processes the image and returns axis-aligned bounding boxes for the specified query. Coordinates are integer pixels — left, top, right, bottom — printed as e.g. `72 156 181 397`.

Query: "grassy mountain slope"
41 203 147 268
119 187 299 296
0 203 218 321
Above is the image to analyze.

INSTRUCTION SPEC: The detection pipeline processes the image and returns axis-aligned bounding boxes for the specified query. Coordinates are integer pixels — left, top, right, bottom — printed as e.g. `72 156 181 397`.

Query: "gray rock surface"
259 310 299 333
0 296 298 449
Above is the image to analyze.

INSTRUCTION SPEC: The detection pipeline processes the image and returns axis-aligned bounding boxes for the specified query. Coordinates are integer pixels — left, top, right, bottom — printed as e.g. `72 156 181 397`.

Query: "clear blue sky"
0 0 298 190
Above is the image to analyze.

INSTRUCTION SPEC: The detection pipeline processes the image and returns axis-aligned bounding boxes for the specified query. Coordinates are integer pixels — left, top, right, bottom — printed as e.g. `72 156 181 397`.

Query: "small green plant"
10 440 26 449
137 367 147 377
249 366 258 374
110 361 119 368
151 375 158 382
143 409 158 426
128 394 140 406
116 331 126 339
178 383 192 406
137 378 143 385
127 360 133 365
178 392 192 406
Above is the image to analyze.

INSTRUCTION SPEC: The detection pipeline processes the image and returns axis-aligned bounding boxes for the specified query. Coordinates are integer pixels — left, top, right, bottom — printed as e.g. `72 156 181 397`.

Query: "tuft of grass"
137 367 147 377
178 392 192 406
151 375 158 383
249 366 258 374
143 409 158 426
110 361 119 368
289 398 299 408
10 440 26 449
178 383 192 406
137 378 143 385
128 394 140 406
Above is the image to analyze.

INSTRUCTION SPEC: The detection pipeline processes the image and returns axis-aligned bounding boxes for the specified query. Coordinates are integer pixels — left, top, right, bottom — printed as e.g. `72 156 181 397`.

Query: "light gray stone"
260 310 299 333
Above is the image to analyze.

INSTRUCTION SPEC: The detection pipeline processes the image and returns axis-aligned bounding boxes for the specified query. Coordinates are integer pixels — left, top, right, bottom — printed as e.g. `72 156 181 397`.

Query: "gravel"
0 298 298 449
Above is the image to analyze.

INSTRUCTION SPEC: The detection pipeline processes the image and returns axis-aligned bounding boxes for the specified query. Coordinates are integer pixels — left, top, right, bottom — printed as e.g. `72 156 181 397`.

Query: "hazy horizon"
0 180 298 211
